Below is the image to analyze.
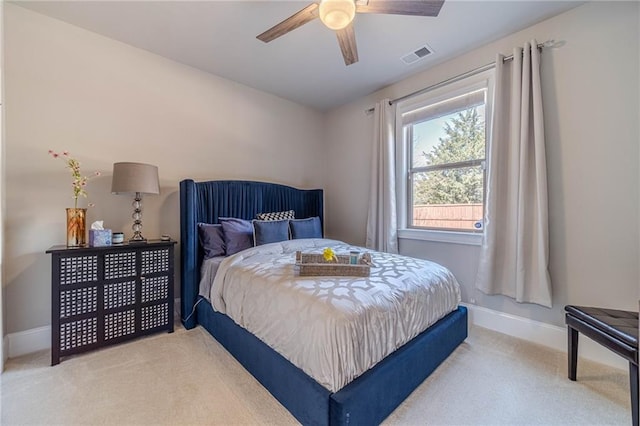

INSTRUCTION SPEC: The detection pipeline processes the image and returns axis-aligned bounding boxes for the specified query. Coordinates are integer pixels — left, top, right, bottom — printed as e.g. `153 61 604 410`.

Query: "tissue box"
89 229 112 247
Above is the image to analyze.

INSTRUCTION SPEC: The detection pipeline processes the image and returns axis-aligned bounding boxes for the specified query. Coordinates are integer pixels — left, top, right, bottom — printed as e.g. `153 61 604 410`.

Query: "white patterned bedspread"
209 238 461 392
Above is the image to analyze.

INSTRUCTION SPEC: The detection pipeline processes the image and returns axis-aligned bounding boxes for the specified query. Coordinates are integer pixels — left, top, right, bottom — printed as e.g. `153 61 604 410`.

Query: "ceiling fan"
257 0 445 66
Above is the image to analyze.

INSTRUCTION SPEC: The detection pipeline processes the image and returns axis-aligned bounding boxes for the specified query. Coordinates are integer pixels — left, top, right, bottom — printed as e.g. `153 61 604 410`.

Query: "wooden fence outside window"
413 204 483 230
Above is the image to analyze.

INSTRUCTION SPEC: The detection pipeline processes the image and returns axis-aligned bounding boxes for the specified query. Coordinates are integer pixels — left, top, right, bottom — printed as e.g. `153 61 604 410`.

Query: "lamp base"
128 238 148 244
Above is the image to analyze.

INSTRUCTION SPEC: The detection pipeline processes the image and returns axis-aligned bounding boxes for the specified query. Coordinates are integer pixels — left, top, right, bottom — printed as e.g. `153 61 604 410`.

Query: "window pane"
399 72 493 235
412 105 485 168
411 166 484 231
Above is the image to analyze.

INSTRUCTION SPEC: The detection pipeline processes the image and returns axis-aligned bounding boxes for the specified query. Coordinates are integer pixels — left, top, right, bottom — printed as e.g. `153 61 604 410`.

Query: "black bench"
565 305 638 426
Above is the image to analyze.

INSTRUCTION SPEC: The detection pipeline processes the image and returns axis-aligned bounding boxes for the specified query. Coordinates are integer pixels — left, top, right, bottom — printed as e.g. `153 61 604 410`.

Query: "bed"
180 179 468 425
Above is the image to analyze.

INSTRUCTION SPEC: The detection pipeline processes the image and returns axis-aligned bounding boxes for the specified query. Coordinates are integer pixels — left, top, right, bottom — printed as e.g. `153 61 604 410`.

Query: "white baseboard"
462 303 628 371
2 334 8 369
4 302 631 372
7 325 51 359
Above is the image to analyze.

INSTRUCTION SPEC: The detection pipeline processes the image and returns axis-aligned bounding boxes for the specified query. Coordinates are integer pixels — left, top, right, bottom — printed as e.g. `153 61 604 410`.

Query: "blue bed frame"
180 179 468 425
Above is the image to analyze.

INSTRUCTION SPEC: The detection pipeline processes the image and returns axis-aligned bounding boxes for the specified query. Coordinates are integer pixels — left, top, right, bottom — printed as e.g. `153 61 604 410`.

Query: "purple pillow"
219 217 254 255
198 223 226 259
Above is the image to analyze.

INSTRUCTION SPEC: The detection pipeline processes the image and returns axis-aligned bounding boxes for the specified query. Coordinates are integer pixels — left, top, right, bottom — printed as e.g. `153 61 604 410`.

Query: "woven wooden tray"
295 251 372 277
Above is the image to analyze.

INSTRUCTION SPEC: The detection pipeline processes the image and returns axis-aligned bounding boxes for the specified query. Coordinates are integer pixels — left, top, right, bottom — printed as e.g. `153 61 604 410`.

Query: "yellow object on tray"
295 251 372 277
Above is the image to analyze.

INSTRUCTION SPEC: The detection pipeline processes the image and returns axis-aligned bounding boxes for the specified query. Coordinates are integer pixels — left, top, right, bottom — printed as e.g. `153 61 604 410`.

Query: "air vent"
401 44 433 65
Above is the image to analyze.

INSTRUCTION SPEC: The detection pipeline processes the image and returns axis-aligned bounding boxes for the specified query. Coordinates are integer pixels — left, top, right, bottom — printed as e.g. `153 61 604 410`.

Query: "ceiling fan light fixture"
319 0 356 30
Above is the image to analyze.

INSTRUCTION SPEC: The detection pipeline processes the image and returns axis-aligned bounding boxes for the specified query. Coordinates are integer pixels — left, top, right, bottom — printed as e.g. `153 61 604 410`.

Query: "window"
396 71 493 242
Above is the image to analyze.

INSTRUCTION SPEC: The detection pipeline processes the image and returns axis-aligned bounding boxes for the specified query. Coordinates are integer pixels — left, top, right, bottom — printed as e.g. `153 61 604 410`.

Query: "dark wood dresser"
46 240 176 365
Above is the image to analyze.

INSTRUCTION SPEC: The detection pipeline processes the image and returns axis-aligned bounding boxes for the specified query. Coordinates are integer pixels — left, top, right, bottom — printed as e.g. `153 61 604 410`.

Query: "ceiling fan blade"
356 0 444 16
257 3 319 43
336 23 359 66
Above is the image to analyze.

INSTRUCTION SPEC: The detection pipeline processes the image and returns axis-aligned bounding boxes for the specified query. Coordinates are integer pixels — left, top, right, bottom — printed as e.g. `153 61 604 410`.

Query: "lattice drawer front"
141 303 169 331
141 249 170 275
104 310 135 340
104 252 136 279
60 317 97 351
104 281 136 310
60 256 98 285
141 276 169 303
60 286 97 318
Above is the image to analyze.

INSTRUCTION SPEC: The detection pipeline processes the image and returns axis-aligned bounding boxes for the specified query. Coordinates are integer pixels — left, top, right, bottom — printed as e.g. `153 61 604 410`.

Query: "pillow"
219 217 254 255
197 223 226 259
253 219 290 246
289 216 322 239
256 210 295 221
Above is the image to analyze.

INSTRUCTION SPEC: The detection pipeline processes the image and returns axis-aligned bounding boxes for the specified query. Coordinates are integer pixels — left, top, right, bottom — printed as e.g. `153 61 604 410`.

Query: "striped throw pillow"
256 210 295 221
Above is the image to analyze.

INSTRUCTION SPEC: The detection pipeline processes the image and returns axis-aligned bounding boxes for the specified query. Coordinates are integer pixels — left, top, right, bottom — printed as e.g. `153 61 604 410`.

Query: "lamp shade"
319 0 356 30
111 162 160 195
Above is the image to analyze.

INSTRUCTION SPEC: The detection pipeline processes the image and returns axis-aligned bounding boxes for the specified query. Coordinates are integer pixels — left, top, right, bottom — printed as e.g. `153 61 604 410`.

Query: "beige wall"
324 1 640 327
3 4 325 334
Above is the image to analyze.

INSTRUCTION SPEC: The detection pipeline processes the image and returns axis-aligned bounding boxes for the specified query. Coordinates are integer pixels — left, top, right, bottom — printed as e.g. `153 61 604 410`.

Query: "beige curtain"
366 99 398 254
475 40 552 307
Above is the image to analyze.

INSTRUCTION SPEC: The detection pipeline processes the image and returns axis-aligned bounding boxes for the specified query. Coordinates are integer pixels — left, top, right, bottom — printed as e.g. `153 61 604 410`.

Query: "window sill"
398 228 483 246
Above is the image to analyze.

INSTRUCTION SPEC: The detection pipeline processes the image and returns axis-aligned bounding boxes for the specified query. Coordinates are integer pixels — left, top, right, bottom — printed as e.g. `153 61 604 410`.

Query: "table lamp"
111 162 160 243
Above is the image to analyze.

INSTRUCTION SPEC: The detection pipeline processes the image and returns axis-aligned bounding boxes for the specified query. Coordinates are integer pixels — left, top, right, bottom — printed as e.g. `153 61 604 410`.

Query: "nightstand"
46 240 176 365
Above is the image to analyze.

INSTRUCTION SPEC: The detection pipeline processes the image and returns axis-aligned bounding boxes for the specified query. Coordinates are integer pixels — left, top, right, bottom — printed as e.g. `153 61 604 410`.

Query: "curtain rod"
365 40 555 114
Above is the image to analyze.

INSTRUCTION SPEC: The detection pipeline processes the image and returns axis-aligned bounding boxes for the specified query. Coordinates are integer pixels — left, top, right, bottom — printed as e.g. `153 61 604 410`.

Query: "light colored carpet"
0 323 632 425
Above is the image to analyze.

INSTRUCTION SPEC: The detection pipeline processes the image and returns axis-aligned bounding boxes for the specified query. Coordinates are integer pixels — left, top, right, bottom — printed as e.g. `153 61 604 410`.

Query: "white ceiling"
15 0 582 111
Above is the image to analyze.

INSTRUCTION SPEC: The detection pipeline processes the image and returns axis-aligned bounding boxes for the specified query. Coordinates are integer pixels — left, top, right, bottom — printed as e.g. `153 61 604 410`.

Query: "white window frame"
395 70 494 245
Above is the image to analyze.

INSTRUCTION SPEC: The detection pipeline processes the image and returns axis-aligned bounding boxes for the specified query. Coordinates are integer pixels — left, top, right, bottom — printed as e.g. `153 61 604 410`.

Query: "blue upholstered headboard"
179 179 324 329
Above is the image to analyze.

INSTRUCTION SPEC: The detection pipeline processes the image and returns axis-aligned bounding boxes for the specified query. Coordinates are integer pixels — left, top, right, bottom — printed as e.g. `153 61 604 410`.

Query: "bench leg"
568 326 578 381
631 362 638 426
